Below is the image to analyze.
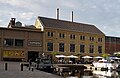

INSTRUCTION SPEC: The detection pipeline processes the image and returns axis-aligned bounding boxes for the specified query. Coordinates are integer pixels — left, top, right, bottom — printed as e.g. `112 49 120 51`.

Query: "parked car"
35 58 53 69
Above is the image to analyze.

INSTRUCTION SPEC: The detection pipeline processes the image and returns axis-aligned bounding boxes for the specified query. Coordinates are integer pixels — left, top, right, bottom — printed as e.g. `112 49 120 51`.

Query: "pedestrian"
29 59 32 66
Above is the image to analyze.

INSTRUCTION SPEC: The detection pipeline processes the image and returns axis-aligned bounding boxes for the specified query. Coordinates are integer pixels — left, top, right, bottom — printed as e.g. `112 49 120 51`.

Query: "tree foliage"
102 53 110 59
50 52 60 56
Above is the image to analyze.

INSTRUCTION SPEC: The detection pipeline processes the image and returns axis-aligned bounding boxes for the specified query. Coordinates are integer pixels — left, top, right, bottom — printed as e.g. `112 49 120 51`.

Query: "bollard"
29 65 31 71
90 67 92 70
29 67 31 70
31 67 34 71
20 63 23 71
5 63 8 71
95 68 97 70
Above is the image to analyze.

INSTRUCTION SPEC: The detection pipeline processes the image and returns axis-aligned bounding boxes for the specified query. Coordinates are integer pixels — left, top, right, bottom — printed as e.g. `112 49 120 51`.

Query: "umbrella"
113 57 120 60
114 52 120 55
67 55 78 58
94 56 103 59
55 55 66 58
82 55 93 58
115 57 120 60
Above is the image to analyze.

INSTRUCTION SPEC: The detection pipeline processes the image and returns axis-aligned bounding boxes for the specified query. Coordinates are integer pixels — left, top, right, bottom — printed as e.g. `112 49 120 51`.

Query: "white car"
92 59 118 70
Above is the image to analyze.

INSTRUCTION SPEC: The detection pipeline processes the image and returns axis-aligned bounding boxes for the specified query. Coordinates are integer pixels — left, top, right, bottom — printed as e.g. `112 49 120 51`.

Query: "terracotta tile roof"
38 16 104 35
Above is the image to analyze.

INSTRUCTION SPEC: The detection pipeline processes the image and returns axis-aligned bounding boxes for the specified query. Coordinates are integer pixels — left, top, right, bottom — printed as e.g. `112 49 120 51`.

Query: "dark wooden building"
105 36 120 54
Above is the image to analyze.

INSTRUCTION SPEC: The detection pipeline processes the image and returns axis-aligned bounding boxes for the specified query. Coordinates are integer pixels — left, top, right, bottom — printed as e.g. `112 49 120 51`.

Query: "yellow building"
0 16 105 62
34 16 105 58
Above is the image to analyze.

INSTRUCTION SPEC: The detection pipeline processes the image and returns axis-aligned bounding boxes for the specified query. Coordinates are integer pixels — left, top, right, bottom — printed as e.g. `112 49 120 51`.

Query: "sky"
0 0 120 37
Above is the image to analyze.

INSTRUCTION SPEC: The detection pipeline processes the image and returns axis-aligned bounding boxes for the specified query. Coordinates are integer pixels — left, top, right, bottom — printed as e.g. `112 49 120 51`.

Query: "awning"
82 55 93 58
67 55 78 58
94 56 103 59
114 52 120 54
55 55 66 58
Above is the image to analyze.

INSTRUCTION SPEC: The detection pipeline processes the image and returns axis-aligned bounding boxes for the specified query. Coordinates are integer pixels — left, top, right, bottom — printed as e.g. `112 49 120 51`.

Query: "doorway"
28 51 39 62
70 58 75 64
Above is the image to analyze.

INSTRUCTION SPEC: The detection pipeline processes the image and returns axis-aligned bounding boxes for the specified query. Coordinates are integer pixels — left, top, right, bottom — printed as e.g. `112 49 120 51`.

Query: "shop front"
3 50 25 61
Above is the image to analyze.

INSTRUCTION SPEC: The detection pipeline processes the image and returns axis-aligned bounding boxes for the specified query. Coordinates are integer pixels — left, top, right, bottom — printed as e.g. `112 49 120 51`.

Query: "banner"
3 50 24 58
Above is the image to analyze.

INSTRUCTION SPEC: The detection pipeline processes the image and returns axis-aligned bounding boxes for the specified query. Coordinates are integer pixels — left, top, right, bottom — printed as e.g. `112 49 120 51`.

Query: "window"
73 35 75 39
90 37 94 41
47 42 53 51
70 34 75 39
98 46 102 53
116 38 120 43
101 38 102 42
98 38 100 42
80 36 82 40
70 35 72 39
4 39 14 47
47 32 53 37
80 36 85 40
15 39 24 47
59 43 64 52
105 37 110 42
70 44 75 52
59 33 65 38
0 38 1 46
80 44 85 53
111 38 116 42
98 38 102 42
89 45 94 53
4 38 24 47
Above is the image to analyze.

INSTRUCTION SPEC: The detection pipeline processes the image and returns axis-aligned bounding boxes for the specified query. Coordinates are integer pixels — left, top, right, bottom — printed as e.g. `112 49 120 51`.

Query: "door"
28 51 39 62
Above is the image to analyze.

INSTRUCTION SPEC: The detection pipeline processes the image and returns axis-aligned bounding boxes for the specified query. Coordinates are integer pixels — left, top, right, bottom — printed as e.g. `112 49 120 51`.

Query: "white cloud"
9 12 16 18
0 0 44 12
0 20 3 22
60 0 78 8
9 12 34 20
0 0 25 7
20 12 34 20
0 0 120 36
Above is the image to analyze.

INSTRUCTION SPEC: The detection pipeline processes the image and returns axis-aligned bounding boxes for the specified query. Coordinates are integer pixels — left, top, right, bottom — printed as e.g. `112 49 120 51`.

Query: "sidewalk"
0 62 63 78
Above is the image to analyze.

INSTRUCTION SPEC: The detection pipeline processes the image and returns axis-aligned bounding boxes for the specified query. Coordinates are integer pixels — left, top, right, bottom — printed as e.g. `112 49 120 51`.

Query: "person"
29 59 32 66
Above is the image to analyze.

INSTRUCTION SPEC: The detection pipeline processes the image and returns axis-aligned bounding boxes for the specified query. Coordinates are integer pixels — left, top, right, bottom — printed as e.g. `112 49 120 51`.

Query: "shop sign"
28 40 42 46
3 50 24 57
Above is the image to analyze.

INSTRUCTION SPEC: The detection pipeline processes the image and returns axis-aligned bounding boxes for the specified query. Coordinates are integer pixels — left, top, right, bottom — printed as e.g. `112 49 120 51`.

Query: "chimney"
8 18 16 28
71 11 73 22
56 8 59 20
11 18 16 25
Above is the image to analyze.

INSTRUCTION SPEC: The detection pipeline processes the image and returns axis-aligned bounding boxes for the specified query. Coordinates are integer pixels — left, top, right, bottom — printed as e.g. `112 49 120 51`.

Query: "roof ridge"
38 16 94 26
38 16 104 35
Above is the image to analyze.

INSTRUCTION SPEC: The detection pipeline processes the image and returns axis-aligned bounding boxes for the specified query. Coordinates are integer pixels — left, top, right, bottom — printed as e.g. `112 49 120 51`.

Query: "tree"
102 53 110 59
50 52 60 55
50 52 60 63
74 53 81 56
114 52 120 57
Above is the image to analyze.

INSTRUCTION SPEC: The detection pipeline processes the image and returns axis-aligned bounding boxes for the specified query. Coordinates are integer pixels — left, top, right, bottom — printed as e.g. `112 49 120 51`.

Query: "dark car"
35 58 53 69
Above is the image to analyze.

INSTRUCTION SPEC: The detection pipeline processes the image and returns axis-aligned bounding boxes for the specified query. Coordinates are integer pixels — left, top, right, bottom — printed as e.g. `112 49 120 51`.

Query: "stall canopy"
55 55 66 58
82 55 93 58
94 56 103 59
67 55 78 58
114 52 120 54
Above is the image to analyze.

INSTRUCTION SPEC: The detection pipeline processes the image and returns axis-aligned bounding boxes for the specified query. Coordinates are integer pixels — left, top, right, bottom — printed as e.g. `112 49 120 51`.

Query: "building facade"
105 36 120 54
0 18 43 61
35 16 105 59
0 17 105 61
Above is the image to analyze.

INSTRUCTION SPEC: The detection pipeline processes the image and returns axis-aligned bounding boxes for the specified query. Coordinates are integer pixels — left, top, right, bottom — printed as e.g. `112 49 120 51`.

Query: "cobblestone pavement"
0 62 63 78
